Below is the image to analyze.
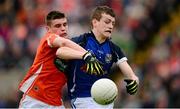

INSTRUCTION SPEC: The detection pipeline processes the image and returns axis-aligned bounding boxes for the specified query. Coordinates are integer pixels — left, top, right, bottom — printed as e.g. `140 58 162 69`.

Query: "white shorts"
19 94 65 109
71 97 114 109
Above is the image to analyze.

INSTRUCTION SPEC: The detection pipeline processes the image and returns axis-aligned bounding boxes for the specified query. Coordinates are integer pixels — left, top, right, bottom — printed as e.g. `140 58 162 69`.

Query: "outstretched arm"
48 34 104 75
52 35 86 53
47 33 86 59
118 61 139 95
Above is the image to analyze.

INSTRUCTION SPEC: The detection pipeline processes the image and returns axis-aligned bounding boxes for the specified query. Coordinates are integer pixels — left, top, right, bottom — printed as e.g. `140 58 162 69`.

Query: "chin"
64 35 69 39
103 33 111 38
60 34 68 38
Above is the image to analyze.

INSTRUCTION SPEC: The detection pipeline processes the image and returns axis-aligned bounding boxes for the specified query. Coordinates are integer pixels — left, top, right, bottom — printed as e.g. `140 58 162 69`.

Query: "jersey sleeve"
47 33 59 47
112 43 128 64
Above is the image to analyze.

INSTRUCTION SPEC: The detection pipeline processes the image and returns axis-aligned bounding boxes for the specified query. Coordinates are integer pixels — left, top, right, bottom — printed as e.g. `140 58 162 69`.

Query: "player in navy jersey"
55 6 139 108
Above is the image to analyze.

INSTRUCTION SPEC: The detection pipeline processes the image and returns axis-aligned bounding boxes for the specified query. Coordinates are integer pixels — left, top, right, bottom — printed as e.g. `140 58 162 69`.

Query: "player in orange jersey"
18 10 103 108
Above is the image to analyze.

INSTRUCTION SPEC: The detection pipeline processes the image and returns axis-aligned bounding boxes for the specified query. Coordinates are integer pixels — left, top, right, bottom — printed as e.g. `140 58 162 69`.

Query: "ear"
45 26 50 31
92 19 98 28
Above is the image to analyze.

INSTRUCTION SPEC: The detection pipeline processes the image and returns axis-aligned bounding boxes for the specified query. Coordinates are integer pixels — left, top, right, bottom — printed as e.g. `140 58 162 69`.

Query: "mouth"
60 33 68 38
105 30 112 34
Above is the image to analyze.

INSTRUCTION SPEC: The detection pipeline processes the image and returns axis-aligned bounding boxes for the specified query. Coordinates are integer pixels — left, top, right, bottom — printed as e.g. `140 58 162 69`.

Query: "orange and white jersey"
18 32 67 106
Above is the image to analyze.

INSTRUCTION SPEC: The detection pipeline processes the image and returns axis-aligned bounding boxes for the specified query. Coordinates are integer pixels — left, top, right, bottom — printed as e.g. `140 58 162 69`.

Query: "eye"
63 22 67 27
104 20 115 26
104 20 110 24
54 24 61 28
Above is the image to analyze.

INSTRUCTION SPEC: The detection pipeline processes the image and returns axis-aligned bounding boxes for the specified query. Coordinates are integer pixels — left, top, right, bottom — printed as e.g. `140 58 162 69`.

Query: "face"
93 13 115 38
47 18 68 38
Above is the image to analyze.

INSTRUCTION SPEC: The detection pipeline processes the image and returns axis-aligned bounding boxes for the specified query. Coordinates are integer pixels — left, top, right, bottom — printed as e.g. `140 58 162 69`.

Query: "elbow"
56 48 61 58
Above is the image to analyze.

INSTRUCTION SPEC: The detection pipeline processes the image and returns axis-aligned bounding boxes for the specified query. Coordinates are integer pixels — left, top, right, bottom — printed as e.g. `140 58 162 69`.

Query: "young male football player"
18 10 103 108
55 6 139 108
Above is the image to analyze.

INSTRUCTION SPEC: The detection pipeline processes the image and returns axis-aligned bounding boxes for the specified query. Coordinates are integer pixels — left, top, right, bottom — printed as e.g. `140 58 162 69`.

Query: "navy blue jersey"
67 32 127 99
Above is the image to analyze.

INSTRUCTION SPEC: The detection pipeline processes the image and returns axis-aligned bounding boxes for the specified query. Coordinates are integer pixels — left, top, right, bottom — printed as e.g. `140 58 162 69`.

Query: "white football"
91 78 118 105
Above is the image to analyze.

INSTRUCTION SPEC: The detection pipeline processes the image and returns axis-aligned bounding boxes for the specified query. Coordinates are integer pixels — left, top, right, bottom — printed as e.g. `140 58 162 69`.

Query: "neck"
92 29 106 43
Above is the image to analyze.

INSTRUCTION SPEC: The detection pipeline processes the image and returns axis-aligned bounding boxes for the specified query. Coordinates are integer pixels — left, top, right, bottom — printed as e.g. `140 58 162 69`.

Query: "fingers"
124 79 138 95
86 63 95 75
84 53 105 76
93 62 104 75
86 61 105 76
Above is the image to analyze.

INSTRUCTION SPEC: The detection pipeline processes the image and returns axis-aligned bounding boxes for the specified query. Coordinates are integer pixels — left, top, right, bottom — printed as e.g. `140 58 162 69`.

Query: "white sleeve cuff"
117 57 128 64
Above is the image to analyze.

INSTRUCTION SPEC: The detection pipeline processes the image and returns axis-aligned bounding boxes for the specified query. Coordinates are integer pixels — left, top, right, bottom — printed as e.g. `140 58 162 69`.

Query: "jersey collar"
90 31 110 45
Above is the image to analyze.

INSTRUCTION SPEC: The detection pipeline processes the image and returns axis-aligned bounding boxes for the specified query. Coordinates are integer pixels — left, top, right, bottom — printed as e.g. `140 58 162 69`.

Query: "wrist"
125 74 137 79
82 51 92 60
125 76 139 84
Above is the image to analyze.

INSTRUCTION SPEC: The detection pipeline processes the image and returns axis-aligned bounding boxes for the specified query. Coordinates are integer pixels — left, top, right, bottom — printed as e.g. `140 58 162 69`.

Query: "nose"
61 25 66 31
107 22 113 30
110 23 114 29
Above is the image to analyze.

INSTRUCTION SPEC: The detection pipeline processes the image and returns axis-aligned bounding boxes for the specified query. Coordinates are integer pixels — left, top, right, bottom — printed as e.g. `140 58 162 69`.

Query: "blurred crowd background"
0 0 180 108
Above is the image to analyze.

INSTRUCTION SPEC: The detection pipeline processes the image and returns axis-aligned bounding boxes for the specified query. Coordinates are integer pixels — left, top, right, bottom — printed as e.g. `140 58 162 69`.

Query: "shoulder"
109 41 121 51
109 40 127 62
46 33 65 48
71 32 91 44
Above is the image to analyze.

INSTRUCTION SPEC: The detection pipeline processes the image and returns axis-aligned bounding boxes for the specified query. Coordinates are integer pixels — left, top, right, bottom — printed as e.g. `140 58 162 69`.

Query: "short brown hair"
90 6 115 27
45 11 66 26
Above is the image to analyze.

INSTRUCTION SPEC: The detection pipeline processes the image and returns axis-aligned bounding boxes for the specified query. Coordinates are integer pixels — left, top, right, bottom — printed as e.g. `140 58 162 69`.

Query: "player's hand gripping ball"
91 78 118 105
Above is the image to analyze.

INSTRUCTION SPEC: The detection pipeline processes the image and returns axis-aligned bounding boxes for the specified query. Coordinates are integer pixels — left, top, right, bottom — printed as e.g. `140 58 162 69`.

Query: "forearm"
53 36 86 53
56 47 85 59
118 61 138 80
118 61 139 95
63 39 86 52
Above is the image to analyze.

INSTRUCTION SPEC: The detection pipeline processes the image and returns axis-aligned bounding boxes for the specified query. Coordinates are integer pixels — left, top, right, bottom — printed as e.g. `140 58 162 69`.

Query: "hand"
54 58 68 73
124 79 138 95
82 51 104 76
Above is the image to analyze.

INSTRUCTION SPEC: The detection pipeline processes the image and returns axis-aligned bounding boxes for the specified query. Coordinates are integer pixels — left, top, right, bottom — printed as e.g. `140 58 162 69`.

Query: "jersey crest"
105 54 112 63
